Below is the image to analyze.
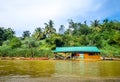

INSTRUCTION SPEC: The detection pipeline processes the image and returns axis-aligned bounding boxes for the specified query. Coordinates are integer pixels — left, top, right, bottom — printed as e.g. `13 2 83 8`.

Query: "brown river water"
0 60 120 82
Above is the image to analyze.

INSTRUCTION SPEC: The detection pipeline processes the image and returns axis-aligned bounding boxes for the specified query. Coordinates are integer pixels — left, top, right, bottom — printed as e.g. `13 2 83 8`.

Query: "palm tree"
91 19 100 27
44 20 56 37
33 27 43 40
91 20 101 32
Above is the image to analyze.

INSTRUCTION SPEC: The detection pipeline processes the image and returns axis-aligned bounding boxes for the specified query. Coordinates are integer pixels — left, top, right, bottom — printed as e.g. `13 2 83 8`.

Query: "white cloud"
0 0 116 36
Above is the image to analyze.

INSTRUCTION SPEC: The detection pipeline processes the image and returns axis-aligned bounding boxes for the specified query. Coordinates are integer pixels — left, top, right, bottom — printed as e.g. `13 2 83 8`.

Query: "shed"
53 46 101 60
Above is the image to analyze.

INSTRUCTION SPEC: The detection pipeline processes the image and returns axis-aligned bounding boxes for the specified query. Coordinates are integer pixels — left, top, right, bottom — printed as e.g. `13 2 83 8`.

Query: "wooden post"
64 52 66 60
54 52 57 59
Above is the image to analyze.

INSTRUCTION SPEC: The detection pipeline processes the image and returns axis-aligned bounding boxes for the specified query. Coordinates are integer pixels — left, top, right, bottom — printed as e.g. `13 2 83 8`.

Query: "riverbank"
0 57 49 60
0 76 120 82
0 57 120 61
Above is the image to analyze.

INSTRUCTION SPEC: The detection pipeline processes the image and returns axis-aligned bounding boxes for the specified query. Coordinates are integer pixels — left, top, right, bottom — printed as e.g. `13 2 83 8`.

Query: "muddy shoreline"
0 76 120 82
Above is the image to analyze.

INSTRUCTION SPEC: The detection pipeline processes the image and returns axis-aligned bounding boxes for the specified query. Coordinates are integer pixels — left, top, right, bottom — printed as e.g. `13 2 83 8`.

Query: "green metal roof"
53 46 100 53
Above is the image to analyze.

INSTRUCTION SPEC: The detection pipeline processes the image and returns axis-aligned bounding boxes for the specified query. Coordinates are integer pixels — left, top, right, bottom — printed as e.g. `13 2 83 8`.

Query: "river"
0 60 120 82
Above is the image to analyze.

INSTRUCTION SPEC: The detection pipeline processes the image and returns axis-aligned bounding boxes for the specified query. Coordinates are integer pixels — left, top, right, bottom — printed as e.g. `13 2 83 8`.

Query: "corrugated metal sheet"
53 46 100 52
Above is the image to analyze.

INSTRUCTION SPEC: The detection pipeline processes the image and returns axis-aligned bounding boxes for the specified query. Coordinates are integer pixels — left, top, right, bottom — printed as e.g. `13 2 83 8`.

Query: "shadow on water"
0 60 120 82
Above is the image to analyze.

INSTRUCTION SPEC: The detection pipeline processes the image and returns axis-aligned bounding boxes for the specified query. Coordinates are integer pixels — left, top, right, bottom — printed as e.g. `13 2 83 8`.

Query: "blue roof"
53 46 100 53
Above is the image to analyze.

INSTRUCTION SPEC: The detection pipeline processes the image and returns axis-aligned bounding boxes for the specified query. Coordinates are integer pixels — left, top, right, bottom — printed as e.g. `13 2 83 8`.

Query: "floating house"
53 46 101 60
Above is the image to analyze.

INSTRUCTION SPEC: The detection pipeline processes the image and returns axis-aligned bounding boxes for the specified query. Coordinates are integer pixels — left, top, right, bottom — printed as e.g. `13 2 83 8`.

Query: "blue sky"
0 0 120 36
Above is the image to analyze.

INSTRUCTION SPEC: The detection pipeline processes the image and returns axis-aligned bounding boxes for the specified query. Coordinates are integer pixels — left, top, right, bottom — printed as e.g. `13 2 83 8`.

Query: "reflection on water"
0 60 120 78
54 60 120 77
0 60 55 77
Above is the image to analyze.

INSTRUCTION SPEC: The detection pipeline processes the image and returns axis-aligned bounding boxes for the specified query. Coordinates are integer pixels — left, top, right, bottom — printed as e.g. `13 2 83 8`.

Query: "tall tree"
0 27 15 45
0 27 4 45
3 28 15 40
67 19 75 35
91 19 100 27
78 24 90 35
91 20 101 32
22 31 31 39
33 27 44 40
59 25 65 35
44 20 56 37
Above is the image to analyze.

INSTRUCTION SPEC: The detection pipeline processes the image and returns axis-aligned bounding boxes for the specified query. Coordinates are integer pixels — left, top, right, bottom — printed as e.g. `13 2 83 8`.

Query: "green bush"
0 46 11 57
9 37 21 49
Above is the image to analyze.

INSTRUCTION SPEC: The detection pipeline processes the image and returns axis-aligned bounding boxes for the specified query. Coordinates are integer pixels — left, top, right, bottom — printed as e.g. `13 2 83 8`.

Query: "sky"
0 0 120 36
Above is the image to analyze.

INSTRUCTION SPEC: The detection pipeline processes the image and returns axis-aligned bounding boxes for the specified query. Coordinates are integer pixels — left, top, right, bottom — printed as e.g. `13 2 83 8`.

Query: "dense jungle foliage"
0 19 120 57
